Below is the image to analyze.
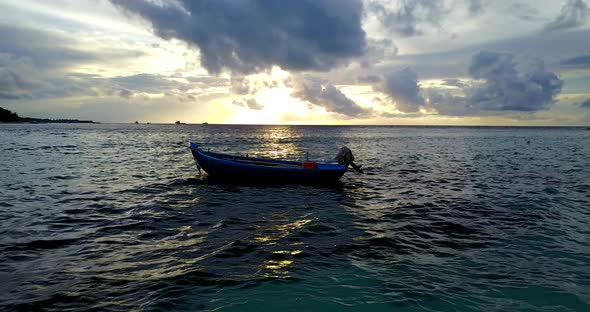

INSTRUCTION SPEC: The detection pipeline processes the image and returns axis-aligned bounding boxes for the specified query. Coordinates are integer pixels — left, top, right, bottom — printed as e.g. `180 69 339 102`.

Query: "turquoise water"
0 124 589 311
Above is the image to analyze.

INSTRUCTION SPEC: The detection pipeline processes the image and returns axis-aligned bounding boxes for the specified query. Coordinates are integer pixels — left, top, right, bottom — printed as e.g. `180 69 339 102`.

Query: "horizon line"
83 122 590 128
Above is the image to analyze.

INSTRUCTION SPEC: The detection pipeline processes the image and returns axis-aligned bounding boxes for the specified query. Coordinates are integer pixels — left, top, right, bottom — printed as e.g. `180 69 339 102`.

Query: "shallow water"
1 124 589 311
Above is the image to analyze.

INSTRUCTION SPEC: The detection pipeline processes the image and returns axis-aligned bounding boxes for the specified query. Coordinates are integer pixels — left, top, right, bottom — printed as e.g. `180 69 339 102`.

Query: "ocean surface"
1 124 589 311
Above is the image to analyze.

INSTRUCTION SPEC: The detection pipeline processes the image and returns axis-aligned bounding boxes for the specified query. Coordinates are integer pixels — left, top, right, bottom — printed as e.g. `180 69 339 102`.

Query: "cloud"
375 30 590 81
118 89 134 99
0 23 174 103
542 0 589 34
425 89 468 116
232 98 264 110
1 44 207 106
367 0 444 37
0 66 33 99
229 77 252 95
382 67 425 112
359 38 398 68
292 76 370 117
110 0 366 74
228 76 276 94
467 51 563 112
377 52 564 116
442 78 467 88
111 74 179 94
581 98 590 108
358 74 382 83
505 3 540 21
0 52 71 100
0 24 96 100
468 0 485 16
561 54 590 67
425 51 563 116
0 23 145 71
0 24 96 69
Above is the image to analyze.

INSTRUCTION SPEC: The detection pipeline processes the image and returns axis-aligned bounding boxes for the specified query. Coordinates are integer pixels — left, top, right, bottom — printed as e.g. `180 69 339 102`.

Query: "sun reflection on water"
254 216 313 278
254 218 312 244
257 126 305 159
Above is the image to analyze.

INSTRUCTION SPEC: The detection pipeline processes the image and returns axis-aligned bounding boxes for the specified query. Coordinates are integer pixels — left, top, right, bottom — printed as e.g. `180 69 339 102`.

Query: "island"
0 107 96 123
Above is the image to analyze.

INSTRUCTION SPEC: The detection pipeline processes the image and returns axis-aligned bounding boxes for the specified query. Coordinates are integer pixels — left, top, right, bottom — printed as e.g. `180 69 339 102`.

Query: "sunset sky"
1 0 589 125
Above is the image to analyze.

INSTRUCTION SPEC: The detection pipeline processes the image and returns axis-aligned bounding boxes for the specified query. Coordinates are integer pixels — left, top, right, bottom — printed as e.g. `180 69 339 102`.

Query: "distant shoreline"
0 107 97 124
0 118 98 124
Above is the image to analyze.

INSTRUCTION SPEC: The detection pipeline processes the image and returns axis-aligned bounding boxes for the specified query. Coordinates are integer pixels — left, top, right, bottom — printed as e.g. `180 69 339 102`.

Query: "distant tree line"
0 107 95 123
0 107 20 122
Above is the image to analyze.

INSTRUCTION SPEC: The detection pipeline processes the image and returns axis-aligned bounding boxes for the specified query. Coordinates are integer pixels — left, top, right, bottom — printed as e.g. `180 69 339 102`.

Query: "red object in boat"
302 161 318 169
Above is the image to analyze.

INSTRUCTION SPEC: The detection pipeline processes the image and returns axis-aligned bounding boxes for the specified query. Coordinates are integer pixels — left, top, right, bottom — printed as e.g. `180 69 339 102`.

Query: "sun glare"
220 68 318 124
228 87 311 124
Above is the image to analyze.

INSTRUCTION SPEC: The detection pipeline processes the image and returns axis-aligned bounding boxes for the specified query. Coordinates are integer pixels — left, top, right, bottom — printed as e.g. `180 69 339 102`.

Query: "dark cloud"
442 78 467 88
118 89 134 99
467 51 563 112
229 76 277 94
0 53 66 100
292 77 370 117
382 67 425 112
232 98 264 110
542 0 589 34
358 75 381 83
360 38 398 68
367 0 444 37
110 0 366 74
367 0 487 37
229 77 252 95
581 98 590 108
561 54 590 67
0 69 104 101
425 89 468 116
468 0 485 16
505 3 540 21
0 67 33 99
378 52 564 116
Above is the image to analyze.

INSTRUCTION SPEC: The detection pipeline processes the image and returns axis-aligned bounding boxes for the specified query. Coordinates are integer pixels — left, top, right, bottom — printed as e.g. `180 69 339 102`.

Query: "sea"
0 124 589 311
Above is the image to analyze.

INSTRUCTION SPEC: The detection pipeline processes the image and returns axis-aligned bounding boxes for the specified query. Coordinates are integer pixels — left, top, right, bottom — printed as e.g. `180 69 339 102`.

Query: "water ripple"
0 124 589 311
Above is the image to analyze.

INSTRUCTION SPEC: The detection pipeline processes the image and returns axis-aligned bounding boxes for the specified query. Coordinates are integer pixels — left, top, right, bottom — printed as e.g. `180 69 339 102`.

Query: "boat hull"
190 143 347 182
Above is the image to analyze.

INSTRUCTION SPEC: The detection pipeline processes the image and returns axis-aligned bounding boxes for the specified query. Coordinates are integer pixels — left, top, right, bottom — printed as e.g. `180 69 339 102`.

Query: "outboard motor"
335 146 364 174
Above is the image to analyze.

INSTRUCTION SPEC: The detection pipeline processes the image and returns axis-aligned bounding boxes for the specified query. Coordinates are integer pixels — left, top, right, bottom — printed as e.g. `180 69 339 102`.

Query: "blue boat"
189 142 356 182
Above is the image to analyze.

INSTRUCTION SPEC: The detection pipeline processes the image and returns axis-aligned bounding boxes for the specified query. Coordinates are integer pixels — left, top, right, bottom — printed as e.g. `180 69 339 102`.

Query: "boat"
189 142 361 182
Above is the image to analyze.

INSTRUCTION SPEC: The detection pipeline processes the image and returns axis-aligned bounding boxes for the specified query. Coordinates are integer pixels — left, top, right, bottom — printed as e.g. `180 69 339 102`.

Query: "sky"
0 0 589 125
